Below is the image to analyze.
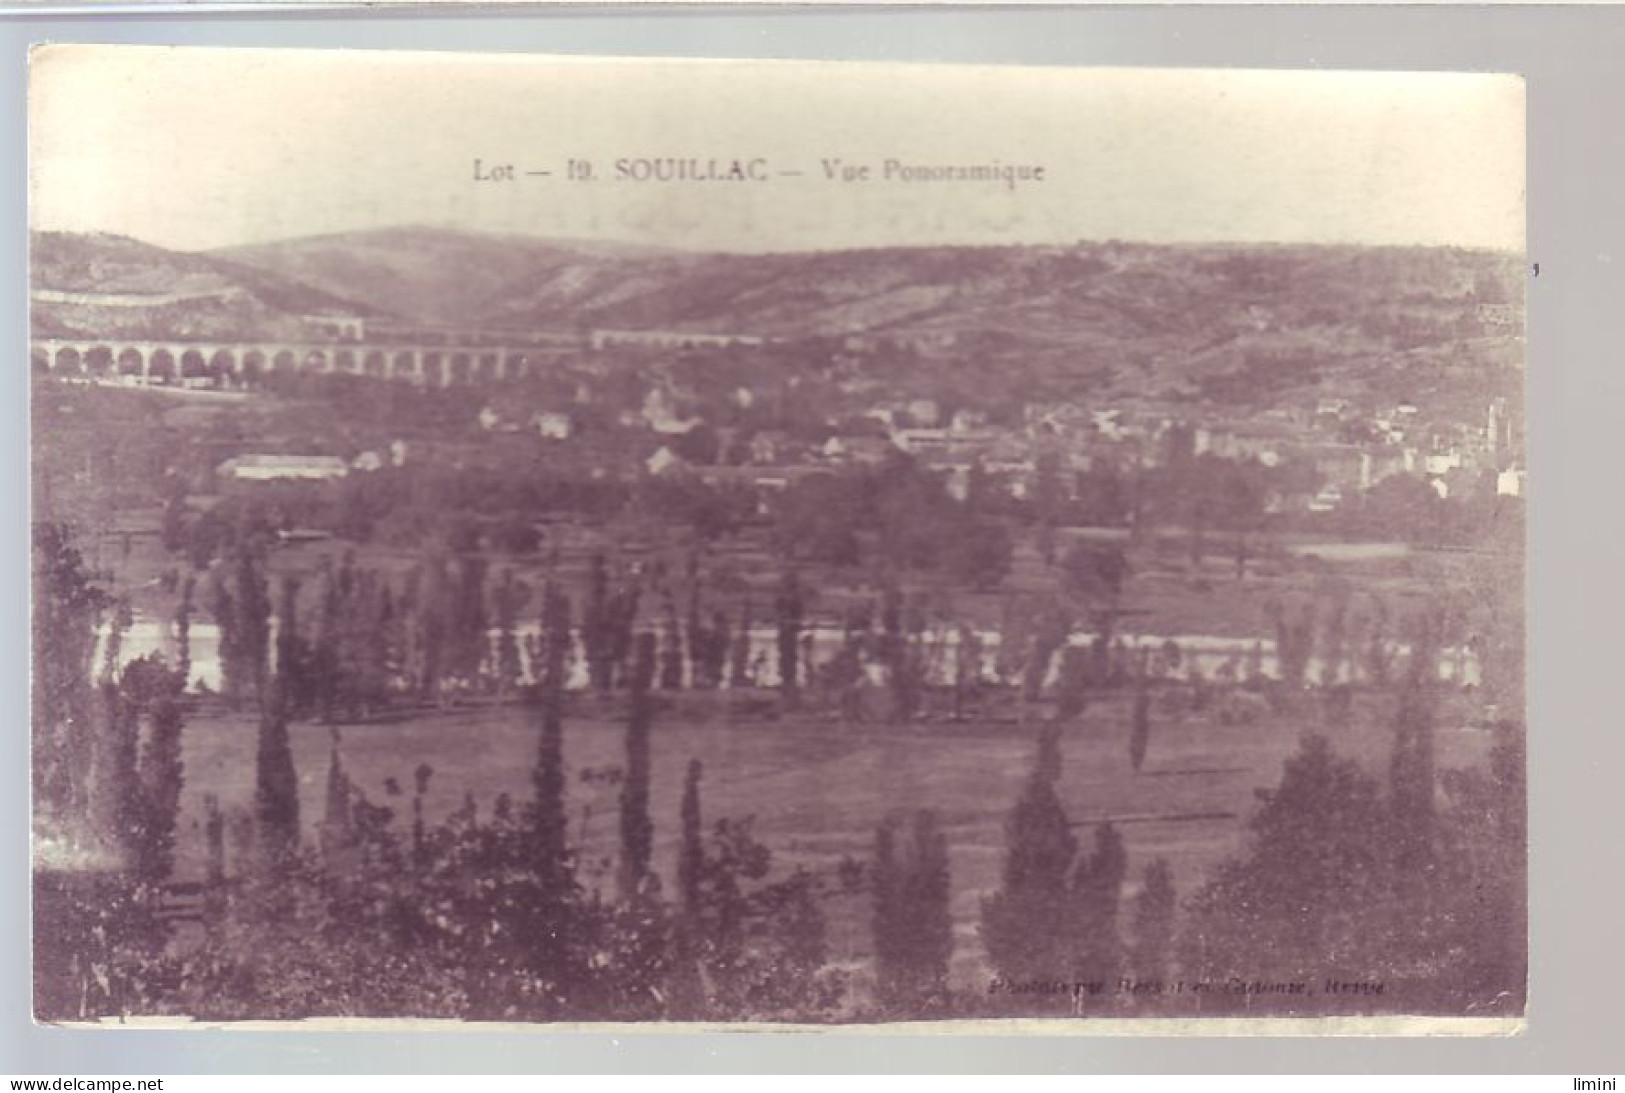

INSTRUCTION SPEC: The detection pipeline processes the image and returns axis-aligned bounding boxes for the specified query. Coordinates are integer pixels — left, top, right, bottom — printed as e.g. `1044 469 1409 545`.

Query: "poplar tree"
583 553 615 694
316 732 365 879
255 585 302 868
1055 645 1091 721
880 584 925 723
413 553 450 700
533 584 572 882
1271 600 1316 692
89 676 139 860
730 600 753 689
775 569 803 707
451 556 489 692
215 548 271 708
1023 606 1070 704
311 560 343 721
202 794 227 923
133 660 186 884
492 569 529 700
1070 821 1127 985
707 608 732 691
1390 611 1442 879
981 729 1078 982
253 673 301 869
31 522 109 818
872 809 953 1011
321 736 351 846
175 576 194 691
660 604 685 691
1319 597 1349 688
950 622 982 721
684 576 708 689
275 575 309 713
671 757 708 1016
1128 672 1152 773
678 759 705 919
609 581 642 691
617 632 657 901
1127 859 1177 985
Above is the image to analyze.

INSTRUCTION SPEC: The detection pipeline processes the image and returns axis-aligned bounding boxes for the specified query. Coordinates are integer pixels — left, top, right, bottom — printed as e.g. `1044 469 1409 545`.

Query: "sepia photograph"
28 46 1526 1030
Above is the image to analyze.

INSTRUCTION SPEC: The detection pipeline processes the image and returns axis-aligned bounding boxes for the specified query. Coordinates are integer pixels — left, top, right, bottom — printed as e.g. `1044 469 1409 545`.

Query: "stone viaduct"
29 337 580 388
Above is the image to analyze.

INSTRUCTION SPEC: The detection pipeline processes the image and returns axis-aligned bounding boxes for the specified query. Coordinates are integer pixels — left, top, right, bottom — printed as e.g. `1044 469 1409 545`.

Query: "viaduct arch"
29 338 567 388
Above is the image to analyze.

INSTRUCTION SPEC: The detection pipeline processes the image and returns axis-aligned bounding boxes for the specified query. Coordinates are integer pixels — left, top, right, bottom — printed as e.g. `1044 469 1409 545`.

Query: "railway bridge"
29 337 579 388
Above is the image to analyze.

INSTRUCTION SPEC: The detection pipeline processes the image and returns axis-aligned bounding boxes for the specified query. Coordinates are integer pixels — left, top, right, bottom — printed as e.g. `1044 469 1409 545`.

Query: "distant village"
35 303 1526 522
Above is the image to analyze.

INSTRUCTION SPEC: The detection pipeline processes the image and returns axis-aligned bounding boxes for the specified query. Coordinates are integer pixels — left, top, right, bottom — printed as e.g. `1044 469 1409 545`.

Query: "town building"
591 329 766 351
301 314 368 342
533 412 574 440
1497 466 1527 498
217 454 350 482
646 447 690 477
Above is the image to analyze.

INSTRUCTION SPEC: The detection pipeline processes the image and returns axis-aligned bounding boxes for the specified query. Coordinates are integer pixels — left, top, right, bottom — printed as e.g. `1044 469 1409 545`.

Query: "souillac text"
615 157 769 182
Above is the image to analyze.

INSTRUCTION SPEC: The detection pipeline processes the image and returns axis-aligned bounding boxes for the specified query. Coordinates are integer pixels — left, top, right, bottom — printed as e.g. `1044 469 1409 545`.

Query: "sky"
29 45 1525 254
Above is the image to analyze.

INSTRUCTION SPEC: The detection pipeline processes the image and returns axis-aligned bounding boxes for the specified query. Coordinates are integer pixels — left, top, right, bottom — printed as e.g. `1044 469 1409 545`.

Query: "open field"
173 687 1500 989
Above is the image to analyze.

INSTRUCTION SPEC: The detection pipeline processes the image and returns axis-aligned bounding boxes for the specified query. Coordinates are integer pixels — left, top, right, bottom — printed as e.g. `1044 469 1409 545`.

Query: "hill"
30 231 384 341
215 225 671 329
215 225 1522 351
469 237 1523 411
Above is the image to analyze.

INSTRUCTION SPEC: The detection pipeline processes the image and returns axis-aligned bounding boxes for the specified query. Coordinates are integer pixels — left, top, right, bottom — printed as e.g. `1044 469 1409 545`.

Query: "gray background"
3 5 1619 1074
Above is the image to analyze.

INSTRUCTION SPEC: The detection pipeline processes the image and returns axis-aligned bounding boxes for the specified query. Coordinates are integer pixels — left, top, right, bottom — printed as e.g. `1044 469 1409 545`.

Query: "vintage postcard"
28 47 1526 1031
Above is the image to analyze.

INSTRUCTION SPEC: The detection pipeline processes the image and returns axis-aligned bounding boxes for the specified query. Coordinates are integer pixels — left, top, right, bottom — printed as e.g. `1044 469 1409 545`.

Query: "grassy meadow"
173 685 1499 990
